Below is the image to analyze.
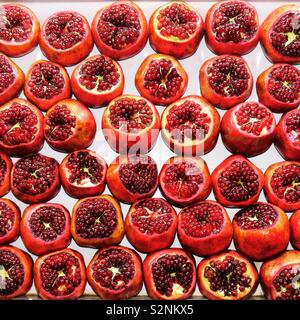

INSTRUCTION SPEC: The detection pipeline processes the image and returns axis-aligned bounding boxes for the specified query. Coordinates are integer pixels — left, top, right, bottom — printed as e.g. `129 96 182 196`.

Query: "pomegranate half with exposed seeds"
34 248 86 300
60 149 107 199
221 102 276 157
290 210 300 250
135 53 188 106
205 0 259 56
233 202 290 261
260 5 300 64
44 99 96 153
11 153 60 204
143 248 196 300
264 161 300 212
197 250 259 300
178 200 233 257
39 11 93 66
71 194 124 249
102 95 161 153
212 155 264 208
24 60 71 111
0 199 20 246
87 245 143 300
161 95 220 156
0 152 12 198
199 55 253 110
20 203 71 256
125 198 177 253
149 1 204 59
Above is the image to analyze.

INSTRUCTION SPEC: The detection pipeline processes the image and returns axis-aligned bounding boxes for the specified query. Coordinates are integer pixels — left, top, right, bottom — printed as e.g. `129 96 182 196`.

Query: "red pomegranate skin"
0 152 12 198
290 210 300 250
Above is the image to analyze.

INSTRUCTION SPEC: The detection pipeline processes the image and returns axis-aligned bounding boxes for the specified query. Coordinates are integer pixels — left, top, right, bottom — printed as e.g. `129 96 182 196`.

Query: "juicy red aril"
286 111 300 146
0 155 7 186
0 54 15 93
0 201 15 237
273 266 300 300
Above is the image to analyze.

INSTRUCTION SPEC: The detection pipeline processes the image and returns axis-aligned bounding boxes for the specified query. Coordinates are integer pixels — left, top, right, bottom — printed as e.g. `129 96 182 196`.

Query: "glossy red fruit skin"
87 245 143 300
92 1 148 60
290 210 300 250
20 203 71 256
233 202 290 261
143 248 196 300
205 0 259 56
260 5 300 64
0 152 12 198
149 1 204 59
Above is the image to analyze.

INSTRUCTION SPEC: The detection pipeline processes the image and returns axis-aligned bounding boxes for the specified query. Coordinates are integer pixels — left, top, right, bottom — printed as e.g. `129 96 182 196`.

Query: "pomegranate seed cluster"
0 156 6 186
286 110 300 146
0 54 15 93
273 266 300 300
0 201 15 236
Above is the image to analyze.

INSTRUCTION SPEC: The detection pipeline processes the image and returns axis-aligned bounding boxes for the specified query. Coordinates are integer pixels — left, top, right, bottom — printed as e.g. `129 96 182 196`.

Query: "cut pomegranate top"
0 54 15 93
0 155 7 186
285 110 300 147
0 201 15 237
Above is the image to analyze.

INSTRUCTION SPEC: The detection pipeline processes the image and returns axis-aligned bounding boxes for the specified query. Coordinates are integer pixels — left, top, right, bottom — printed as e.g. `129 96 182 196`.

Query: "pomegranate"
87 245 143 300
0 98 44 157
149 1 204 59
199 55 253 110
24 60 71 111
233 202 290 261
260 250 300 300
39 11 93 66
0 152 12 198
0 199 20 246
290 210 300 250
0 53 25 105
275 107 300 161
34 248 86 300
0 246 33 299
107 154 158 204
0 4 40 57
92 0 148 60
125 198 177 253
71 54 124 108
197 250 259 300
102 95 161 153
11 153 60 204
205 0 259 55
221 102 276 157
71 194 124 249
143 248 196 300
135 53 188 106
20 203 71 256
44 99 96 153
159 156 212 207
260 5 300 64
211 155 264 208
60 149 107 199
161 95 220 156
264 161 300 212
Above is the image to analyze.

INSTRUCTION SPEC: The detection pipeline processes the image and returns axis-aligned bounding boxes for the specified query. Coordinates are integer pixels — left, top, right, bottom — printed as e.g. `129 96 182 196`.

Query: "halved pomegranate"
264 161 300 212
161 95 220 156
0 53 25 105
149 1 204 59
275 107 300 161
102 95 161 153
0 98 44 157
0 4 40 57
260 5 300 64
11 153 60 204
233 202 290 261
199 55 253 110
0 199 20 246
39 11 93 66
178 200 233 257
205 0 259 55
60 149 107 199
87 245 143 300
135 53 188 106
221 102 276 157
0 152 12 198
290 210 300 250
107 154 158 204
197 250 259 300
211 155 264 208
0 246 33 299
143 248 196 300
24 60 71 111
34 248 86 300
260 250 300 300
125 198 177 253
44 99 96 153
159 156 212 207
71 194 124 248
91 0 148 60
20 203 71 256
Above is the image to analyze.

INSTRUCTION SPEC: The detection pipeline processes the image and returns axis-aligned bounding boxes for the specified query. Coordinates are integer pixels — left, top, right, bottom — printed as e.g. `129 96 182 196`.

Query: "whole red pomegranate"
0 152 12 198
290 210 300 250
0 199 20 245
